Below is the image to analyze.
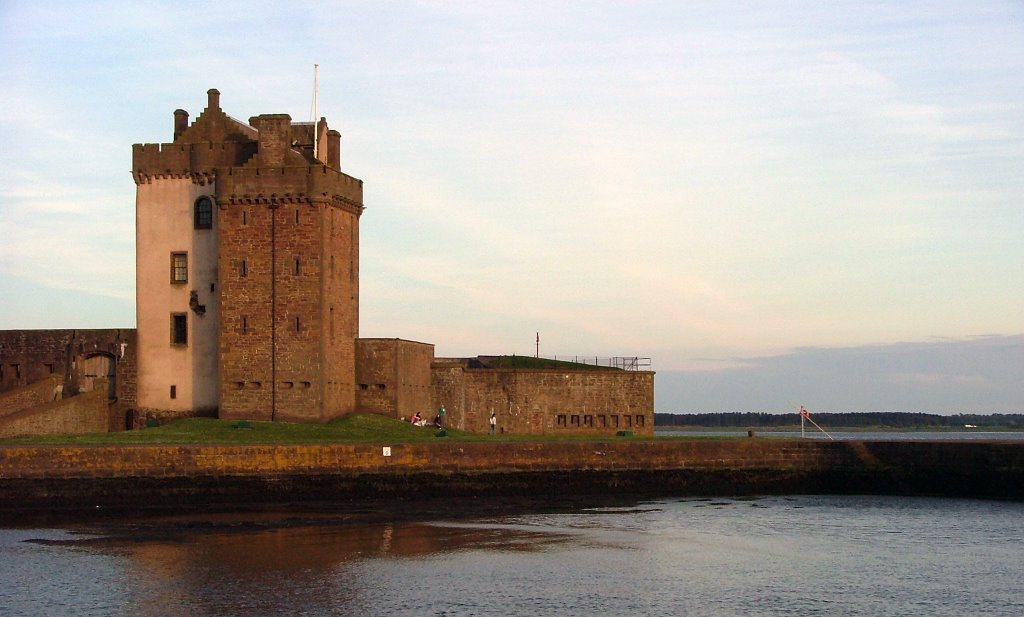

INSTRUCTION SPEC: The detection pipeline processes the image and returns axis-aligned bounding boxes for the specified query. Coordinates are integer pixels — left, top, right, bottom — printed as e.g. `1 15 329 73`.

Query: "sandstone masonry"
0 89 655 437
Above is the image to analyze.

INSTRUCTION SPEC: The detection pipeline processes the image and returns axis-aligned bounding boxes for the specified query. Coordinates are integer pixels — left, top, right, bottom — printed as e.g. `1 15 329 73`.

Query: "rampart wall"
0 375 62 420
1 440 1020 519
356 339 434 418
0 379 113 439
0 330 136 424
434 366 655 436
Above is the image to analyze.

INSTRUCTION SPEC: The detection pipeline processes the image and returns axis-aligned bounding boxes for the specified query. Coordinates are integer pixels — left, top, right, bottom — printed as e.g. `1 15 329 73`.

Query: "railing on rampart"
544 356 652 371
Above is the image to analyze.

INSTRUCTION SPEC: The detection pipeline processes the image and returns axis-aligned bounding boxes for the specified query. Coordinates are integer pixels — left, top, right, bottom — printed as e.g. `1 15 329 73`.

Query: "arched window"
194 197 213 229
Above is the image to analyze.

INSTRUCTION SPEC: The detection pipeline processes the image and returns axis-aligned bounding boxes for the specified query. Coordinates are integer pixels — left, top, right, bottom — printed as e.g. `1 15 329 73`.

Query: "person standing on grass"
436 405 446 428
489 412 497 435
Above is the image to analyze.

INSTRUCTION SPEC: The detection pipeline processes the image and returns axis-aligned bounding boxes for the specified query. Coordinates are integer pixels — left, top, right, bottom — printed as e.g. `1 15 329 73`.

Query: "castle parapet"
215 164 363 209
132 142 259 183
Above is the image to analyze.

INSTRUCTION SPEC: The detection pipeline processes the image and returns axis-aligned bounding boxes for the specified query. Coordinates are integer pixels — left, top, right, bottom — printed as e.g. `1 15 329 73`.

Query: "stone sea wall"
0 440 1021 520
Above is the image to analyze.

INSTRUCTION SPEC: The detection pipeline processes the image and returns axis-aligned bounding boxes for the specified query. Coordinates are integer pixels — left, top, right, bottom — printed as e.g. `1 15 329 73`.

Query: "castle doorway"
79 353 115 398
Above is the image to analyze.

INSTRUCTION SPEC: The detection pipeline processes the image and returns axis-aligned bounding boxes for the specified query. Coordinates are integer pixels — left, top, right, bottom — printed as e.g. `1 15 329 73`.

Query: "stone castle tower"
132 89 363 422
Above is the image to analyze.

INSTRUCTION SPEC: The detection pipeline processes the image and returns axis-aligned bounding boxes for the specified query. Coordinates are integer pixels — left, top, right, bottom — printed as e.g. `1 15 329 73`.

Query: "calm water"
2 495 1022 616
655 429 1024 441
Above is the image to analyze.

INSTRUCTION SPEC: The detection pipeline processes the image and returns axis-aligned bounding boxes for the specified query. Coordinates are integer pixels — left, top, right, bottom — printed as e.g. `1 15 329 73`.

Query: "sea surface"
2 494 1022 616
655 429 1024 441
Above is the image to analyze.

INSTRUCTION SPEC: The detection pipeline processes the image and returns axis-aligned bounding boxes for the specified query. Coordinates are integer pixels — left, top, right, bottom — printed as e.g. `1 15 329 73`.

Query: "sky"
1 1 1022 414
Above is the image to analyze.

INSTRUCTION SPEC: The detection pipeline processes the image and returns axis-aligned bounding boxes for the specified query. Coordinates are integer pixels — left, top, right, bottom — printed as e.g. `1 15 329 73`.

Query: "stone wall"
217 198 362 422
1 440 1021 517
0 375 62 420
356 339 434 418
0 329 136 421
433 365 655 436
0 378 113 438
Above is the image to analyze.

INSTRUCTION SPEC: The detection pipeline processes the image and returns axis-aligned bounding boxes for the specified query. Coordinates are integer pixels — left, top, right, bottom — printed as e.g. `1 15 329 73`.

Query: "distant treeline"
655 412 1024 429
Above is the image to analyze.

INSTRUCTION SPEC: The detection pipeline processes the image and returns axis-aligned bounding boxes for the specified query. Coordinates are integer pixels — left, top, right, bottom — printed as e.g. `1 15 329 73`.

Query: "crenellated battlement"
214 164 363 209
132 141 258 183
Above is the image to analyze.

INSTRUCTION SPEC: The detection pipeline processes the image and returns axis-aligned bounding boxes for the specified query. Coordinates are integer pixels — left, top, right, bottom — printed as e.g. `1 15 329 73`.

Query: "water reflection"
24 513 571 617
6 496 1024 617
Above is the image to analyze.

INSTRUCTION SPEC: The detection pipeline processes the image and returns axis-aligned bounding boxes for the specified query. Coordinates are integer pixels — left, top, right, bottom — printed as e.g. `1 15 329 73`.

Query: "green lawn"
0 414 662 445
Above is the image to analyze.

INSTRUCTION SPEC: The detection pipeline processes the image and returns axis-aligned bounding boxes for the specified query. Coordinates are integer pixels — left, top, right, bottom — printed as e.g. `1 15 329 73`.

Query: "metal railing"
544 356 652 371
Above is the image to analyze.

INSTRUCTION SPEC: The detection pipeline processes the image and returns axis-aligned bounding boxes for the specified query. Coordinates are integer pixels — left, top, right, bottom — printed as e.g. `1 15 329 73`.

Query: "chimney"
327 129 341 169
207 88 220 110
173 109 189 141
316 117 329 164
253 114 292 167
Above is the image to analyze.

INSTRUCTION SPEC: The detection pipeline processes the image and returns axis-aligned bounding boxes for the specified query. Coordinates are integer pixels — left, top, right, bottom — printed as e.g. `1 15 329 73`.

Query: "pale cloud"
1 1 1021 411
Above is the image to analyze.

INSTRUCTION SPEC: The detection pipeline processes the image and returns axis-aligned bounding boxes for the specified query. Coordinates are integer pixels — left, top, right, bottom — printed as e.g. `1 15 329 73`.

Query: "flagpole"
312 63 319 156
800 406 834 441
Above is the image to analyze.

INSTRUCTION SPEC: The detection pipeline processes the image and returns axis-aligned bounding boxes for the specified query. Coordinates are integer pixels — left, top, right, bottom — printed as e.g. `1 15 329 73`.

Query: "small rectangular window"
570 415 580 427
294 256 301 275
611 415 620 428
240 260 247 277
170 385 177 399
556 414 567 428
636 415 645 427
171 313 187 345
584 414 593 427
171 252 188 283
598 415 607 428
624 415 633 428
241 315 249 333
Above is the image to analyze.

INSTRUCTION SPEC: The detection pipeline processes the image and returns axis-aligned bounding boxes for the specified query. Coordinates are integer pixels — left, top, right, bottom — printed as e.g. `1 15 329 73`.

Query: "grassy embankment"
0 414 681 446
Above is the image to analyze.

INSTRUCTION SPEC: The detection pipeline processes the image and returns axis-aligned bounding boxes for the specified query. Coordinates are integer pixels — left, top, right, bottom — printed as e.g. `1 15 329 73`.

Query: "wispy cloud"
1 1 1021 412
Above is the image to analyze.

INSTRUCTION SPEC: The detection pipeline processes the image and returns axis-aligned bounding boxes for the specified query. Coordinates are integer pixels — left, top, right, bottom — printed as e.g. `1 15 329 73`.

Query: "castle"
0 89 654 437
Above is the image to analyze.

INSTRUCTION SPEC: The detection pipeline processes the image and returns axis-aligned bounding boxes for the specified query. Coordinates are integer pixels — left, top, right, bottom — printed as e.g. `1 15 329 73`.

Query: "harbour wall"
1 439 1021 520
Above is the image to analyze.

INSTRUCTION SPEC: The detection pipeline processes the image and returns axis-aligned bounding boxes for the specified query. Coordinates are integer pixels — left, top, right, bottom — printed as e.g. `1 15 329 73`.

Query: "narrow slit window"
240 260 247 278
